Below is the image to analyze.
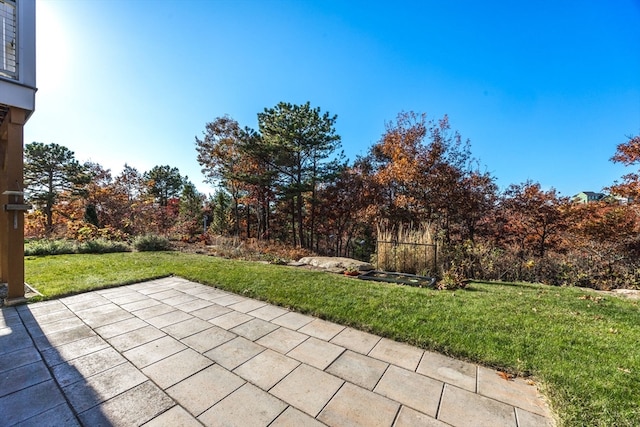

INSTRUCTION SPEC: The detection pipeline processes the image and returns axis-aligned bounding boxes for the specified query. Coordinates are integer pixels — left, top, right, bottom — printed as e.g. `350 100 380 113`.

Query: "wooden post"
0 107 27 302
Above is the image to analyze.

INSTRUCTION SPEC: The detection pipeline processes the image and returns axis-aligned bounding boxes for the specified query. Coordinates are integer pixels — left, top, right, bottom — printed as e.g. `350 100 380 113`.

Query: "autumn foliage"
24 113 640 290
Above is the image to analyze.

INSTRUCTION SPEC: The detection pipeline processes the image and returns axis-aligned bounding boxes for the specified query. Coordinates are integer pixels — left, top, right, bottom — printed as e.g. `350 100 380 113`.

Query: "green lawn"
24 252 640 427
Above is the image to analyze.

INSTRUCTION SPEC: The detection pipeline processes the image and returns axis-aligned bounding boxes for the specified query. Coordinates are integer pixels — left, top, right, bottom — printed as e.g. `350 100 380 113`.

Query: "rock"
297 256 374 272
612 289 640 300
287 261 307 267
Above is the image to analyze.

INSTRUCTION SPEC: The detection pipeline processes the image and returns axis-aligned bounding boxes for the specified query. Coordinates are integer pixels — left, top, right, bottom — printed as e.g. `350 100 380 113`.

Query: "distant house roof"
572 191 606 203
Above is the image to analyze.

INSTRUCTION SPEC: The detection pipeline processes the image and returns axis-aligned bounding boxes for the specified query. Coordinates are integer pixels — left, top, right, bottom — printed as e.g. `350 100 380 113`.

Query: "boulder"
297 256 374 272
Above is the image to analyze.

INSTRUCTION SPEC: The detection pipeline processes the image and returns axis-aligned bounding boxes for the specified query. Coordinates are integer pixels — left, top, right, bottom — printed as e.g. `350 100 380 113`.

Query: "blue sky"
27 0 640 197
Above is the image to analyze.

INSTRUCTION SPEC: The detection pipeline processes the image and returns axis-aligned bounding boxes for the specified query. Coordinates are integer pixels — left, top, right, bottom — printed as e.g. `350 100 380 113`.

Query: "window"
1 0 16 79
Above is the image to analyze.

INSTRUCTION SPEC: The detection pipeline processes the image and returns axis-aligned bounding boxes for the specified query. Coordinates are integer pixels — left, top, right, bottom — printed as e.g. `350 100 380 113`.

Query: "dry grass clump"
194 235 314 263
374 223 437 275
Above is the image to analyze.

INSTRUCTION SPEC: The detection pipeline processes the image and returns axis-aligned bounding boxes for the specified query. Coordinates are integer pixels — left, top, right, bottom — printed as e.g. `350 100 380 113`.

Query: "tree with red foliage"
609 135 640 200
363 111 487 243
498 181 568 258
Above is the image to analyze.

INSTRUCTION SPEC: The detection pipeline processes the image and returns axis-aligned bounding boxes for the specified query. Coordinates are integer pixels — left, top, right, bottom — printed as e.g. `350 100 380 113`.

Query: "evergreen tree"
24 142 90 233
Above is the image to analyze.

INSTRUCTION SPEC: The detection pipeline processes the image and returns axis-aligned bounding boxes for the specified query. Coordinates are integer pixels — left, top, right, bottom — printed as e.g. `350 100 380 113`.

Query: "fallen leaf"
617 367 631 374
497 371 514 381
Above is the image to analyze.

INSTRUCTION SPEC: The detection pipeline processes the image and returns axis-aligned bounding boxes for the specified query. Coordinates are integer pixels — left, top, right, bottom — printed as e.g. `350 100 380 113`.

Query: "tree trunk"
297 193 304 248
246 203 251 238
290 197 297 247
233 196 239 236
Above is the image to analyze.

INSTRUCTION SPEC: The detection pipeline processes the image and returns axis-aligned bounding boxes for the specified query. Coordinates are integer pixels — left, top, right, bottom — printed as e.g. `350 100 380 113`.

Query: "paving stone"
477 366 550 417
145 309 193 329
270 364 344 417
438 384 517 427
25 316 86 338
100 290 148 305
181 325 236 353
394 406 450 427
63 362 147 413
161 292 202 311
326 350 388 390
22 307 78 326
33 323 96 350
16 402 80 427
210 294 247 306
369 338 424 371
192 288 234 302
287 336 345 370
0 328 35 356
107 325 166 352
151 289 191 303
230 317 279 341
175 298 214 313
74 304 133 328
17 300 66 317
128 282 168 294
204 336 265 370
330 327 381 355
159 277 188 289
119 297 162 312
51 347 127 388
256 327 308 354
374 365 443 417
97 286 137 297
0 361 51 398
270 406 326 427
123 335 186 368
139 281 173 292
198 382 287 427
515 407 555 427
41 335 110 367
209 310 253 330
318 382 400 427
132 303 176 320
78 381 174 426
62 292 108 306
172 280 207 294
0 346 42 374
233 348 300 390
228 298 267 313
271 311 314 330
61 294 111 312
298 318 345 341
167 364 245 416
0 307 21 328
142 405 201 427
142 348 212 388
94 316 148 339
162 316 214 339
0 380 67 426
190 303 232 320
269 406 326 427
248 304 289 321
417 350 477 392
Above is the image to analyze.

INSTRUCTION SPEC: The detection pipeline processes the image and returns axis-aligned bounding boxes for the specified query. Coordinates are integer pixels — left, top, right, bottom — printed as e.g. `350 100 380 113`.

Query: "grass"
24 252 640 427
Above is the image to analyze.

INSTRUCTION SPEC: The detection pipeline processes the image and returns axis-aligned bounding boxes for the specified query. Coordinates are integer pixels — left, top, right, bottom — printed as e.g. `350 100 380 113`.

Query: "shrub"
133 234 172 252
437 262 468 290
24 240 76 256
77 238 131 254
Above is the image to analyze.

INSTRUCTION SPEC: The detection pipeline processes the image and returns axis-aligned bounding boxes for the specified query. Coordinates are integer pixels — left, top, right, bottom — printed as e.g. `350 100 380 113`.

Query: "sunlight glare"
36 1 71 92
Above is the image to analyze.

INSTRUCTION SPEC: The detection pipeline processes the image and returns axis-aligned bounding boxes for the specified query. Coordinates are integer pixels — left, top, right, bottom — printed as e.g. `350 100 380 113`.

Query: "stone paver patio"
0 277 555 426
